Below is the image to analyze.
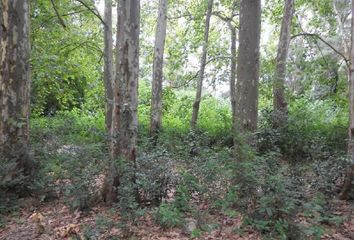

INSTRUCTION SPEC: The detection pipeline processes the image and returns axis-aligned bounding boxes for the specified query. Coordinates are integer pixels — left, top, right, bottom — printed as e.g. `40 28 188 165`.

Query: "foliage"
136 148 174 206
257 98 347 161
29 110 107 211
2 0 353 238
154 203 184 228
30 0 103 116
114 158 140 226
63 143 106 211
0 160 32 195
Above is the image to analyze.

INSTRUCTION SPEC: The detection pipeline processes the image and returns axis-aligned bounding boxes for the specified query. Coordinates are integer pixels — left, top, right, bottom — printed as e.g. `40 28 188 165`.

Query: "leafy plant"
154 203 184 228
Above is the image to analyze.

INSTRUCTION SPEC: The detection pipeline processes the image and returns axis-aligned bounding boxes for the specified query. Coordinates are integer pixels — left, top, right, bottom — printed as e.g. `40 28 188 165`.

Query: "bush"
136 148 174 206
63 143 106 210
29 111 107 210
257 98 347 161
31 109 106 145
154 203 184 228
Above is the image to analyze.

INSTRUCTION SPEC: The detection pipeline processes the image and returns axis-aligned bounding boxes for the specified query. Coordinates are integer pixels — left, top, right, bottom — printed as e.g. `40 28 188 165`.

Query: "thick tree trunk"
103 0 140 204
190 0 213 129
273 0 294 128
235 0 261 135
339 0 354 199
0 1 32 185
229 23 237 129
150 0 168 138
103 0 114 132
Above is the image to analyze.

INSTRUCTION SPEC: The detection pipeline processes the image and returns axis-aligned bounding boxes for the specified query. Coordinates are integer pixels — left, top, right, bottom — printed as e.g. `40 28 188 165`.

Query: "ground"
1 196 353 240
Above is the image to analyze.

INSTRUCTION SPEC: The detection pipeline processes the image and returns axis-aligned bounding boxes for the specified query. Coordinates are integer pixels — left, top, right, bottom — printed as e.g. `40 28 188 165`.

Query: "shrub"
257 98 347 161
136 149 174 206
154 203 184 228
53 143 106 210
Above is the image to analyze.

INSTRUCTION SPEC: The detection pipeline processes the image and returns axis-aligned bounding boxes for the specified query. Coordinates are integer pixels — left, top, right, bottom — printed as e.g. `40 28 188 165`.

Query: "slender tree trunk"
235 0 261 136
229 23 237 129
273 0 294 128
333 1 350 59
103 0 140 204
150 0 168 138
0 0 33 185
190 0 213 129
103 0 114 132
339 0 354 200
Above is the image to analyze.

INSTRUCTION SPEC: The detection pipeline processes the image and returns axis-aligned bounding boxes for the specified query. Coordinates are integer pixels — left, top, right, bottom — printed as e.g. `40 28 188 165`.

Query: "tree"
213 4 239 129
190 0 214 129
150 0 168 138
103 0 114 131
333 0 350 59
103 0 140 203
230 25 237 129
30 0 103 116
0 1 33 185
273 0 294 128
235 0 261 135
339 0 354 200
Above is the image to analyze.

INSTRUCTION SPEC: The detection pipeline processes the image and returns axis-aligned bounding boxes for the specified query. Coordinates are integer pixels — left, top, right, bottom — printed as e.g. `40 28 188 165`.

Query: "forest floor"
1 194 353 239
1 128 354 239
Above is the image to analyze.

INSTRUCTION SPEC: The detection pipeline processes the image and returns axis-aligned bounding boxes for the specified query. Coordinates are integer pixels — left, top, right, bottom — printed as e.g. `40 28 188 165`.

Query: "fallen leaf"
55 223 80 238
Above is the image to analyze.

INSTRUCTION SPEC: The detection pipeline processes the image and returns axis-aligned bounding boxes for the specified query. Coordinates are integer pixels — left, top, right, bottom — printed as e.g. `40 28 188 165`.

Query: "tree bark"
273 0 294 128
103 0 140 204
190 0 213 129
0 0 33 185
229 23 237 130
103 0 114 132
150 0 168 138
235 0 261 135
339 0 354 200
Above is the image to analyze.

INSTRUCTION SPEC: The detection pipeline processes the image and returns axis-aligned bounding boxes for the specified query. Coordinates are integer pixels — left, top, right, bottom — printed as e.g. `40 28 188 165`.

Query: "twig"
61 9 89 17
291 32 349 66
212 11 239 29
171 56 231 89
168 13 192 20
74 0 106 27
50 0 66 28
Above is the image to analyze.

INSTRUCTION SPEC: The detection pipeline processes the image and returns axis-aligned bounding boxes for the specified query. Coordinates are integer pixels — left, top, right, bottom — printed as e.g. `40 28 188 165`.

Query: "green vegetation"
1 0 353 239
21 86 347 238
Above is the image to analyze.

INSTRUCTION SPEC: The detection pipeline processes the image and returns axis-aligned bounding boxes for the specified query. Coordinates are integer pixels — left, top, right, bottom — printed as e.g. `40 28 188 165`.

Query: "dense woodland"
1 0 354 239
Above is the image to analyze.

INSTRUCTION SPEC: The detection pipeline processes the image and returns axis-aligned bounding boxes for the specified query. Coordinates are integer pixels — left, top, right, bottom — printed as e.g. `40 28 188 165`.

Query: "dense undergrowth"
0 91 350 239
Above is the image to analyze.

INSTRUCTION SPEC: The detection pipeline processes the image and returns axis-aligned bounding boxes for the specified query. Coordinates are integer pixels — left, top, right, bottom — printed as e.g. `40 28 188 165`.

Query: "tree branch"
212 11 229 22
50 0 66 28
291 32 349 65
61 9 89 17
74 0 106 27
212 11 239 29
171 56 231 89
59 39 103 55
168 13 192 20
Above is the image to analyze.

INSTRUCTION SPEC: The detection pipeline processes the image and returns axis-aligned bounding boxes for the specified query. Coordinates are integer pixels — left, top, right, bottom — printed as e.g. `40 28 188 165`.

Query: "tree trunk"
150 0 168 138
0 0 33 186
103 0 114 132
273 0 294 128
339 0 354 200
190 0 213 129
235 0 261 136
103 0 140 204
333 0 350 59
229 23 237 129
